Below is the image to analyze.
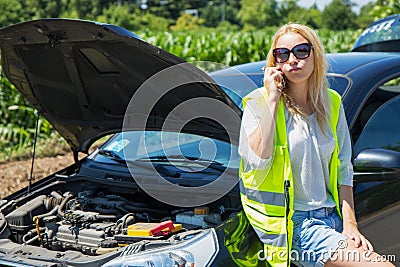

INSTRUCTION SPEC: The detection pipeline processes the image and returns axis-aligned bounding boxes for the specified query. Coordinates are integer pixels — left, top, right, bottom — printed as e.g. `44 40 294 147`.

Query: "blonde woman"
238 23 394 267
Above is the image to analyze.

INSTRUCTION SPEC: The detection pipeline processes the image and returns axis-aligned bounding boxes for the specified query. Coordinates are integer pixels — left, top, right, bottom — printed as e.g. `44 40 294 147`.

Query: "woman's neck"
287 82 313 115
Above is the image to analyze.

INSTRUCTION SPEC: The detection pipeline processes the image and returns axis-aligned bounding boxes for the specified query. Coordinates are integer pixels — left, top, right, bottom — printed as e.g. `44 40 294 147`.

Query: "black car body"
0 18 399 266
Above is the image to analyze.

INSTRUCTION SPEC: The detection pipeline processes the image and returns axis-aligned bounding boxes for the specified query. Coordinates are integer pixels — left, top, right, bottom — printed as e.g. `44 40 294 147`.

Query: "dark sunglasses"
273 43 313 63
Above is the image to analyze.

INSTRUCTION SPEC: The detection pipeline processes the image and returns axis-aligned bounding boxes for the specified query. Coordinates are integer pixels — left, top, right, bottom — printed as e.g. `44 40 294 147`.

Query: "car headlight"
102 229 219 267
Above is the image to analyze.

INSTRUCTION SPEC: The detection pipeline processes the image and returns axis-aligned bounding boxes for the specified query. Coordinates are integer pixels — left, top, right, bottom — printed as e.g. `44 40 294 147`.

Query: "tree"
62 0 112 20
302 7 323 29
147 0 193 20
276 0 322 27
96 1 170 32
0 0 27 27
96 2 140 31
199 0 240 28
322 0 357 30
24 0 66 19
137 12 171 31
369 0 400 20
357 2 375 29
170 13 205 31
237 0 279 29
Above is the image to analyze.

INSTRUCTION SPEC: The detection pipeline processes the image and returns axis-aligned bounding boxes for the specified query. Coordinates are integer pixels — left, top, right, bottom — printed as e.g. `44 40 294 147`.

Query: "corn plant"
0 69 53 158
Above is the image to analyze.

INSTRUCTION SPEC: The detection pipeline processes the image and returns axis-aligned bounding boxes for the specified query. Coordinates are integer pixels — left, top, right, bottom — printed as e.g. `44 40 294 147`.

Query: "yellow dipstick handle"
33 216 41 241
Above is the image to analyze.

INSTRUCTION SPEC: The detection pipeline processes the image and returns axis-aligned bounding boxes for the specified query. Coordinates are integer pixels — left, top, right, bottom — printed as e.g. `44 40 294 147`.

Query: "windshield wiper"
138 155 226 172
97 149 126 165
97 149 180 178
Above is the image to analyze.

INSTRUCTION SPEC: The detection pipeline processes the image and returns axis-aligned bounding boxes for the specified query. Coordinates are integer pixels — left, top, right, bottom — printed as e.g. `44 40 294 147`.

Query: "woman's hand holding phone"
263 66 286 99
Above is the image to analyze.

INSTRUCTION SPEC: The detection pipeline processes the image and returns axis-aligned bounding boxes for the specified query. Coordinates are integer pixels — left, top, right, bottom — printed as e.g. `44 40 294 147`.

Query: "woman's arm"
247 96 279 159
339 185 374 251
335 103 373 250
245 67 283 159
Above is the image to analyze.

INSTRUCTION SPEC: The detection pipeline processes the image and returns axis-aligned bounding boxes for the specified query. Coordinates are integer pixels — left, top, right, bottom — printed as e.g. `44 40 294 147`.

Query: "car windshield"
98 130 240 169
352 15 400 51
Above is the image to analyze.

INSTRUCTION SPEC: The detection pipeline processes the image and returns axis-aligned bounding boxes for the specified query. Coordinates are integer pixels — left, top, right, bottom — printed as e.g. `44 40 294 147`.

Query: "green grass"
0 132 70 163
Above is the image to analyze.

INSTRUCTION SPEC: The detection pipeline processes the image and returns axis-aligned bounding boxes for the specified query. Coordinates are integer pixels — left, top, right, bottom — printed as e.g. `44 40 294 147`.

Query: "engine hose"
32 205 59 241
24 235 39 245
97 214 118 221
22 227 45 244
112 213 135 234
120 213 135 228
57 193 74 217
35 205 59 221
115 205 130 214
95 207 119 215
50 191 63 199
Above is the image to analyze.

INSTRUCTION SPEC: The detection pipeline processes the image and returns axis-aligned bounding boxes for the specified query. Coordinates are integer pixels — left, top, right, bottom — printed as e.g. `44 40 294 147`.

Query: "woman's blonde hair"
265 23 330 133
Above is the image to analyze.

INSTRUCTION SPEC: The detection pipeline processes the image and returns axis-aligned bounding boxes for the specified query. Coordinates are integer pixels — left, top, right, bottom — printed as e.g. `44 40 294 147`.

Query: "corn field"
140 28 359 66
0 29 358 159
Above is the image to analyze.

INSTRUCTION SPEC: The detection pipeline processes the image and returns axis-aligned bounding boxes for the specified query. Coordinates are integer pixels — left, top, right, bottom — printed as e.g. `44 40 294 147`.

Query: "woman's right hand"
263 66 284 99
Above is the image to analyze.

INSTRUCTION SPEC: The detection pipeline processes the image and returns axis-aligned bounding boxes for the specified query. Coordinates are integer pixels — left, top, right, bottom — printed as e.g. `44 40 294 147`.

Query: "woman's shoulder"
328 88 342 102
242 87 269 109
243 87 267 101
327 88 342 112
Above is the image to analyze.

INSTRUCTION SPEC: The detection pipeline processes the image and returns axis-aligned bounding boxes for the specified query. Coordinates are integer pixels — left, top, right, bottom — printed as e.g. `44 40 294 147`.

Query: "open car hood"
0 19 241 153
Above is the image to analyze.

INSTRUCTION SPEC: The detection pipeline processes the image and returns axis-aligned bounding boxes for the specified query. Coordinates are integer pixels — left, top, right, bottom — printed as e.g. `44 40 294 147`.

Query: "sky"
297 0 374 14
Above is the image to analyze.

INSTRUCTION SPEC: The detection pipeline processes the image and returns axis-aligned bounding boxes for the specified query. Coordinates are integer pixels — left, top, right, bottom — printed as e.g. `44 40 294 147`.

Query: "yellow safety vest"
239 88 342 267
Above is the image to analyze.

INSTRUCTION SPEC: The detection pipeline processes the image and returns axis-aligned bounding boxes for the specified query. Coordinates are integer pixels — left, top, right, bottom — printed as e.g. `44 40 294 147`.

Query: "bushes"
0 69 68 161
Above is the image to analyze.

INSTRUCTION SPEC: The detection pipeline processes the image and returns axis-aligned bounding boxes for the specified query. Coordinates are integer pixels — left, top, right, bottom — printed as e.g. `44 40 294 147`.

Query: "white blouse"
238 93 353 211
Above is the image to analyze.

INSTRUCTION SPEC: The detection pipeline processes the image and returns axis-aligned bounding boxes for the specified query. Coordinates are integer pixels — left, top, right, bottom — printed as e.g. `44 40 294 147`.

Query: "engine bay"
0 174 240 265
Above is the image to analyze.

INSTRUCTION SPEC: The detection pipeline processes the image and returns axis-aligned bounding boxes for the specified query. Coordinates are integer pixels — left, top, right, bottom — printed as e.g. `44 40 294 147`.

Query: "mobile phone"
275 65 286 90
279 74 287 90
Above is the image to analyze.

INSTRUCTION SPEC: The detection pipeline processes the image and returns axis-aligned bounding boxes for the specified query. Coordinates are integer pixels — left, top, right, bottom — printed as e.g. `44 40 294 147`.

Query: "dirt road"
0 154 74 199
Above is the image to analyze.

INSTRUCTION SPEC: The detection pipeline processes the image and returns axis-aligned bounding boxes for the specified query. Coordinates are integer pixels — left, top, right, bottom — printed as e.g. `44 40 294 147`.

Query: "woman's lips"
289 68 301 72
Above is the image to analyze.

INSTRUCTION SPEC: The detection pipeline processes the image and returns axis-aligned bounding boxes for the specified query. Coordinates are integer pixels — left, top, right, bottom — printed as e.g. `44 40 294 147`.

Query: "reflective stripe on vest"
239 180 285 207
253 228 287 247
239 88 342 267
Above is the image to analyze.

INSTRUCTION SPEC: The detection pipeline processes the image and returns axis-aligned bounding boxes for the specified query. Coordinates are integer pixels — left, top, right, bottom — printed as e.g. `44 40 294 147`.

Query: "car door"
351 76 400 262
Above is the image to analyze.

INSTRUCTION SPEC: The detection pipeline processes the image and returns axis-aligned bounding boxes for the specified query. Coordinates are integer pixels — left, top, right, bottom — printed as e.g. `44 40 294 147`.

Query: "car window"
327 75 350 96
352 15 400 52
354 78 400 155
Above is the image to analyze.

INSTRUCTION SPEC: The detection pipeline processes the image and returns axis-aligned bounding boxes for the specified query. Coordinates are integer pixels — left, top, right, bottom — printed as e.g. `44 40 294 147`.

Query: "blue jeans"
291 207 347 267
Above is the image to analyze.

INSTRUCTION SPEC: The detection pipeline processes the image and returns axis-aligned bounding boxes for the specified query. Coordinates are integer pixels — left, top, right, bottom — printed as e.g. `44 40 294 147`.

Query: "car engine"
4 190 135 255
0 177 239 259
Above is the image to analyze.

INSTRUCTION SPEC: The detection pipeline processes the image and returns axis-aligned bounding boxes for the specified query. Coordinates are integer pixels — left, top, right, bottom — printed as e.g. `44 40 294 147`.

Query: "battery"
127 221 182 237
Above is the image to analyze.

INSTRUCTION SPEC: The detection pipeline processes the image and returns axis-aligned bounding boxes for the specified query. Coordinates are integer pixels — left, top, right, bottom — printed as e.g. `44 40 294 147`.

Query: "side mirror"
354 148 400 172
